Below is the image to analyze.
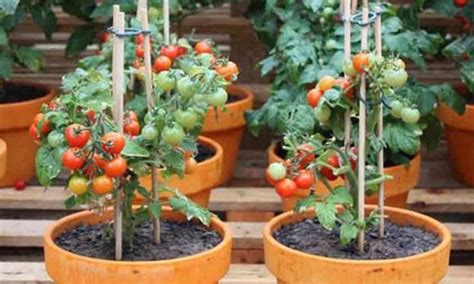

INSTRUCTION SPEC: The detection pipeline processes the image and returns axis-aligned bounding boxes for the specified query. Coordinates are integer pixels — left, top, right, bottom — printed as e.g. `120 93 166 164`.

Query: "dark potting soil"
195 144 215 162
273 219 440 260
226 93 244 104
0 82 48 104
55 220 222 261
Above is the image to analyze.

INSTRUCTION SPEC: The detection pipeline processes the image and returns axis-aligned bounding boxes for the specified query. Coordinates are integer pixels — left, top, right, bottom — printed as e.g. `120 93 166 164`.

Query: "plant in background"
245 0 463 167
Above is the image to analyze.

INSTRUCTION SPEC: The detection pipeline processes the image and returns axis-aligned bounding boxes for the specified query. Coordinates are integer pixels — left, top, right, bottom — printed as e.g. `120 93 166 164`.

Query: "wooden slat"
0 219 473 251
0 262 472 284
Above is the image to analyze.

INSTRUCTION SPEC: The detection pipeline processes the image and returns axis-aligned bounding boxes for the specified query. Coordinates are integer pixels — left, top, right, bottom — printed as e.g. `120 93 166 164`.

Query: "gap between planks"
0 262 472 284
0 220 473 251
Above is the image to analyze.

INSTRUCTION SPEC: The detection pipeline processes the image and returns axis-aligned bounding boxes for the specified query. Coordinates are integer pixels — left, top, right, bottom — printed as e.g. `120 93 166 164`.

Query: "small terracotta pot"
44 207 232 284
263 206 451 284
438 102 474 187
202 85 253 184
267 143 420 210
0 81 55 187
0 139 6 179
139 136 223 207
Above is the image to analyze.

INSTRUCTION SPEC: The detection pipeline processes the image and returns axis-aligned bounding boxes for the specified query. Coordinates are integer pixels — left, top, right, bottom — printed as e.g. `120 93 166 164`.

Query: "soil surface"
0 82 48 104
273 219 440 260
226 93 244 104
195 144 215 162
55 220 222 261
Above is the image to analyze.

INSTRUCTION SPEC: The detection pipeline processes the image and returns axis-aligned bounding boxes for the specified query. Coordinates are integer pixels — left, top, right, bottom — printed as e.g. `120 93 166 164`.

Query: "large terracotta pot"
0 139 6 179
263 205 451 284
202 85 253 184
438 102 474 187
44 207 232 284
139 136 223 207
0 81 55 187
267 143 420 210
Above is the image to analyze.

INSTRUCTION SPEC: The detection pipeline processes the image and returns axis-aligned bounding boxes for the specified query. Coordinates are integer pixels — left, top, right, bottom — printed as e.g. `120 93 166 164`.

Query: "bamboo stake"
351 0 358 14
140 8 161 245
128 0 147 92
163 0 170 45
374 4 385 239
357 6 369 254
111 5 125 260
343 0 352 159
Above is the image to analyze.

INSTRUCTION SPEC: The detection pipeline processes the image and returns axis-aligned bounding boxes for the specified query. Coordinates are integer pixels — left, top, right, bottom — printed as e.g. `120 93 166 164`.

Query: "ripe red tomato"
65 124 90 148
215 61 239 81
275 178 298 198
92 175 114 195
135 45 145 58
307 87 323 108
336 78 354 100
353 53 369 73
320 155 340 181
160 45 179 60
14 180 27 191
125 110 138 122
29 124 40 142
194 40 213 54
62 148 85 170
293 170 315 189
453 0 468 7
136 33 144 45
101 132 125 154
33 113 50 134
296 144 316 169
124 120 140 136
103 156 127 177
86 110 96 123
48 101 58 110
177 46 188 56
99 32 109 44
153 55 172 72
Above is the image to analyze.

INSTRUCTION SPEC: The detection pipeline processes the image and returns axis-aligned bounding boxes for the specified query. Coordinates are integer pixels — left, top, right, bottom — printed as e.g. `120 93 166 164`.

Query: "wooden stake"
374 4 385 239
128 0 147 92
357 6 369 254
351 0 358 14
140 8 161 245
111 5 125 261
163 0 170 45
343 0 352 155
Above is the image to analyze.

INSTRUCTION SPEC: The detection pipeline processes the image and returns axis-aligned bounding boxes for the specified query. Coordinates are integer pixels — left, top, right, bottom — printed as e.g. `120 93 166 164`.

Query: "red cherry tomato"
293 170 315 189
160 45 179 60
103 156 127 177
453 0 468 8
307 87 323 108
135 45 145 58
177 46 188 56
275 178 298 198
124 120 140 136
101 132 126 154
33 113 50 134
136 33 144 45
296 144 316 169
194 40 213 54
336 78 354 101
62 148 85 171
86 110 96 123
65 124 90 148
14 180 27 191
320 155 340 181
353 53 370 74
99 32 109 44
153 55 172 72
29 124 40 142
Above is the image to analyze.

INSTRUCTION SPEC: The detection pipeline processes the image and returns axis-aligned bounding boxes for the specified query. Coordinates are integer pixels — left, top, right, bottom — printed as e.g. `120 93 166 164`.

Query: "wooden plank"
1 220 473 251
0 262 472 284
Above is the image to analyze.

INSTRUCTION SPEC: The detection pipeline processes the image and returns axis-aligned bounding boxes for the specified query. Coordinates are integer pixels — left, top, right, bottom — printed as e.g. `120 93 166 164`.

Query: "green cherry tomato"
384 69 408 89
175 110 198 129
267 162 287 181
322 7 333 18
389 100 404 118
197 54 214 66
47 131 64 148
401 107 420 124
188 66 206 77
193 94 206 103
142 125 159 141
68 176 88 195
161 125 185 146
155 71 176 91
325 39 338 50
343 60 357 77
314 104 331 123
207 88 228 107
177 77 196 98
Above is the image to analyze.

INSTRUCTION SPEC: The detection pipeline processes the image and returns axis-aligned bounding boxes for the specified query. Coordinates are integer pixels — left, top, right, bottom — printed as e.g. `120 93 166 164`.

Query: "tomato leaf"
294 194 317 213
36 146 62 186
384 122 421 156
340 222 358 246
64 195 76 209
122 138 150 158
148 201 161 219
326 186 353 206
315 201 336 230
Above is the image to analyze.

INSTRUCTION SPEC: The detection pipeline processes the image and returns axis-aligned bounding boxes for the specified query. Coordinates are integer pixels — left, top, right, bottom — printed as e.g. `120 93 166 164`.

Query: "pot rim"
196 135 223 167
224 84 254 109
44 207 232 266
0 80 55 109
263 205 451 265
268 142 421 172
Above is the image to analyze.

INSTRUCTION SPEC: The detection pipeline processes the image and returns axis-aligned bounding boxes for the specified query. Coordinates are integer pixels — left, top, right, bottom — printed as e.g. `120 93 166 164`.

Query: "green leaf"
315 202 336 230
0 53 13 79
36 146 62 186
169 194 211 226
294 194 317 213
384 122 421 156
169 196 187 210
340 223 358 245
437 83 466 115
421 114 442 152
161 148 184 179
31 4 57 40
13 47 43 72
260 54 279 76
64 195 76 209
326 186 353 206
0 27 8 46
136 185 151 199
148 201 161 218
0 0 19 15
122 138 150 158
66 25 97 57
303 0 322 12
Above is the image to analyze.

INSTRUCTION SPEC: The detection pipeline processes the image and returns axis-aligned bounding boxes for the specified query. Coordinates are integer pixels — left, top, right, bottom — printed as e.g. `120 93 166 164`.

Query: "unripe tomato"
395 59 406 69
175 109 198 129
68 176 88 195
307 87 323 108
160 45 179 60
142 125 159 141
384 68 408 89
267 162 287 181
353 53 370 73
389 100 404 118
62 148 85 170
275 178 298 198
185 157 198 174
265 170 278 186
343 60 358 77
207 88 228 107
153 55 172 72
155 71 176 91
318 76 336 92
124 120 140 136
92 175 114 195
320 155 339 181
401 107 420 124
177 77 196 98
293 170 315 189
314 104 331 123
101 132 126 154
194 40 213 54
65 124 90 148
103 156 127 177
162 125 185 146
47 131 64 148
33 113 50 134
135 45 145 58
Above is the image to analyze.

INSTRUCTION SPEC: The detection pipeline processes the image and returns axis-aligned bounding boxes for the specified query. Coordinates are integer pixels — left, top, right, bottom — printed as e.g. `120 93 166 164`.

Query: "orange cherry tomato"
103 156 127 178
307 87 323 108
92 175 114 195
353 53 369 73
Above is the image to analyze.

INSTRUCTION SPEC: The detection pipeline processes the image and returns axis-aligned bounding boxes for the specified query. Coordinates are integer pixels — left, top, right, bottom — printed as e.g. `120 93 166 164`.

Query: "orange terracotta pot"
263 206 451 284
0 139 6 180
44 207 232 284
0 81 55 187
438 102 474 187
202 85 253 184
267 143 420 210
139 136 223 207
